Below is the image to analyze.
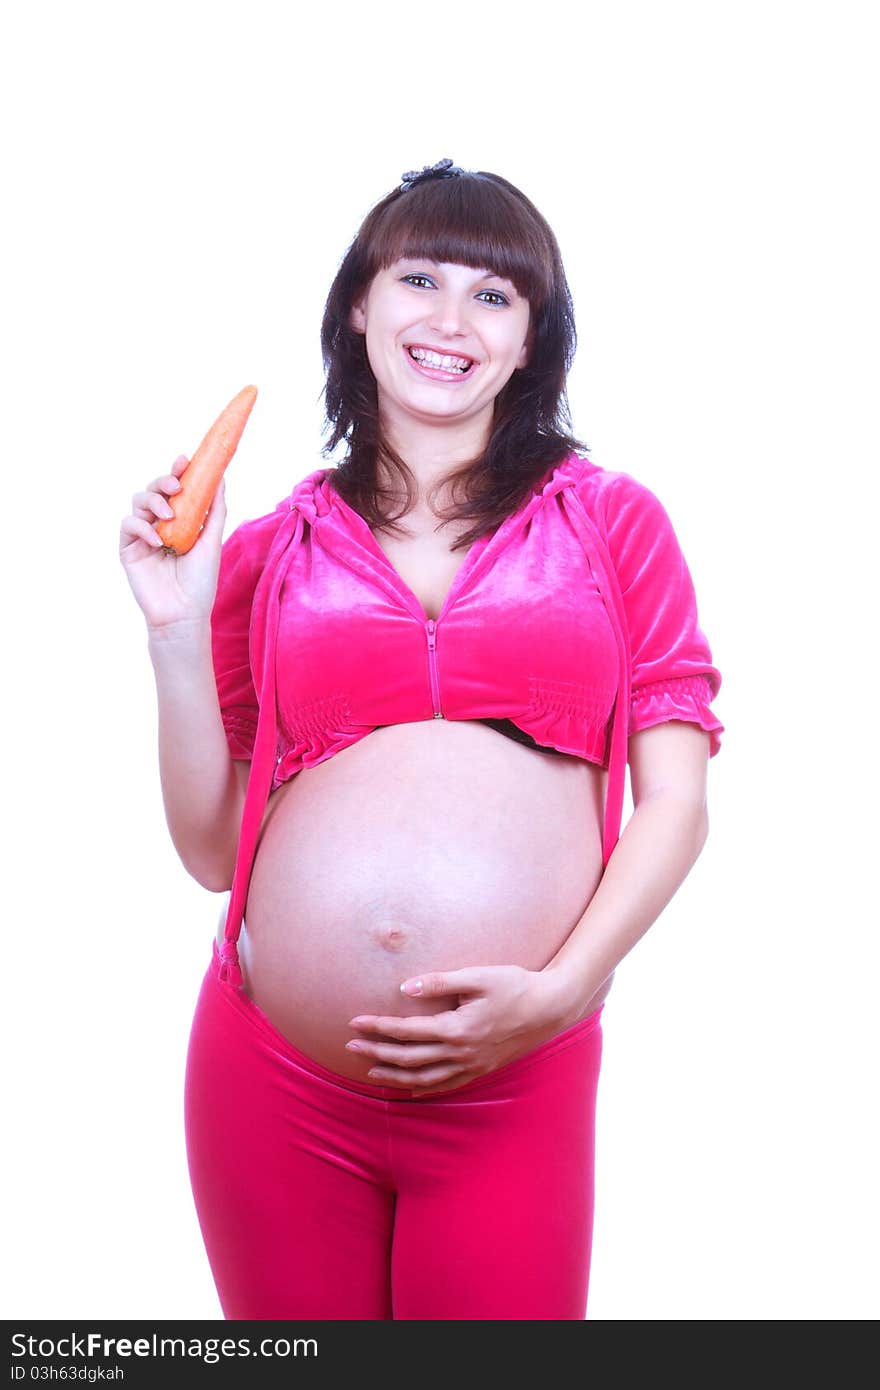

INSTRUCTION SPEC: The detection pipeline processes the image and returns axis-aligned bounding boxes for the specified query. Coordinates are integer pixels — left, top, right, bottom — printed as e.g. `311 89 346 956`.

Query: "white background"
2 0 877 1321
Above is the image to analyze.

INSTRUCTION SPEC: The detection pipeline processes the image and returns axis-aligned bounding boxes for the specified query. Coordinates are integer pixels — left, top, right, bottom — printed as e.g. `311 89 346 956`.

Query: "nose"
426 289 471 341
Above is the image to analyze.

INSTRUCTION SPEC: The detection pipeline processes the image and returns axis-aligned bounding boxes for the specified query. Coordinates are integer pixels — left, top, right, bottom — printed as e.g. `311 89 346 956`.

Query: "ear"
349 296 367 335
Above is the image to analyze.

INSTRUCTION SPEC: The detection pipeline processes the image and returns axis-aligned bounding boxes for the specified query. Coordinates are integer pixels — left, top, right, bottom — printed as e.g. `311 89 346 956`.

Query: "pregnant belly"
216 719 612 1084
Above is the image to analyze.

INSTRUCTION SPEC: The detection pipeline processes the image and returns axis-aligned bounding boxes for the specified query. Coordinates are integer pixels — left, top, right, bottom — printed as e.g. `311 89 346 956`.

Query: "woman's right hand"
119 453 227 633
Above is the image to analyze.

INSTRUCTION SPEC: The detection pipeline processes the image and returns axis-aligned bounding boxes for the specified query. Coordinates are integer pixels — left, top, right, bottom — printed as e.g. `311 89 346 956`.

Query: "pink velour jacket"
211 450 724 985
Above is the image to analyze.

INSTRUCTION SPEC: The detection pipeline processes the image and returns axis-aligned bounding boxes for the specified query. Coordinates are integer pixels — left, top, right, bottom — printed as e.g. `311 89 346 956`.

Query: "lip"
405 342 479 365
403 343 479 382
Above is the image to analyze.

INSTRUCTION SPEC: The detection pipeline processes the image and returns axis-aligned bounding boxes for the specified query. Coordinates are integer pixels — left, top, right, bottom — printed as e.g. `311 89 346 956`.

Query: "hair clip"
399 158 464 192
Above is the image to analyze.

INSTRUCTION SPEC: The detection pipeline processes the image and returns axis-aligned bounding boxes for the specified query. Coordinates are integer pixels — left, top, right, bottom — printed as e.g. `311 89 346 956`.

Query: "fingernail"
401 979 423 996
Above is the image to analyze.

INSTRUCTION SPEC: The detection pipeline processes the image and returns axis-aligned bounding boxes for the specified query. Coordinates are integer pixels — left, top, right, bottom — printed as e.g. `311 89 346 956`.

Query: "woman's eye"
401 274 508 306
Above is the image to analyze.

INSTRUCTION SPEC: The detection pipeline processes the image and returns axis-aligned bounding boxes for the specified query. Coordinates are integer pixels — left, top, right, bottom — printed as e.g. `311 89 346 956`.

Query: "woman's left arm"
541 719 711 1024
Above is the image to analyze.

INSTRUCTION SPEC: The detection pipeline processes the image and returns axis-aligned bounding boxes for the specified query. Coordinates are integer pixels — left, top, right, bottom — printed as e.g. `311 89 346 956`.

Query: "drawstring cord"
218 937 242 987
218 505 306 987
563 488 632 869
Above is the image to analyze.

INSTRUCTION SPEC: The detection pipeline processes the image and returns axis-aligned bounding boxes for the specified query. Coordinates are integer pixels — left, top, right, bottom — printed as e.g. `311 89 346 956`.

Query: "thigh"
184 956 395 1320
389 1017 603 1320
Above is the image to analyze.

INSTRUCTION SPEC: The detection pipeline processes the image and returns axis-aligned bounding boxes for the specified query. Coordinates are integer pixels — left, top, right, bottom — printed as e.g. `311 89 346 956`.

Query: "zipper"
426 619 444 718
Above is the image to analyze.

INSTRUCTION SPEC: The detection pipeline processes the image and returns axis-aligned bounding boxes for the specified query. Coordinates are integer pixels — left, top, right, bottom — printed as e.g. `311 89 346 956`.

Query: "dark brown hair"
319 166 590 551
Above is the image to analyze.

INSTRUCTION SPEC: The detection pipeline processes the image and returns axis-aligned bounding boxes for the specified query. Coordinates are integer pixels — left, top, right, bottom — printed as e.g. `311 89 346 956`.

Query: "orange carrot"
156 384 258 555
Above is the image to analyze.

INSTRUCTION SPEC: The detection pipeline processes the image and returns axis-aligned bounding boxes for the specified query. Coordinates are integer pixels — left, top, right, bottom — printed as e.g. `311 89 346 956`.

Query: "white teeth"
408 347 472 372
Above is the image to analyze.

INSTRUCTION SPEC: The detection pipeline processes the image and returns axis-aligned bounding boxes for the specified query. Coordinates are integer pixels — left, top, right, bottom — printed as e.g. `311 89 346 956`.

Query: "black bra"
478 717 568 756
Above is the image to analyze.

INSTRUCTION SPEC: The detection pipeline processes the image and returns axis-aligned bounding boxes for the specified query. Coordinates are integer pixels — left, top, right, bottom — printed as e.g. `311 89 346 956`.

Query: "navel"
372 919 411 952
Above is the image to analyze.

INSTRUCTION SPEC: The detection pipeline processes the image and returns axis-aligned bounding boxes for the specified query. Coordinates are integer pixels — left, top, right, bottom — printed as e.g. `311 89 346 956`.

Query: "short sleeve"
210 502 289 762
602 474 724 756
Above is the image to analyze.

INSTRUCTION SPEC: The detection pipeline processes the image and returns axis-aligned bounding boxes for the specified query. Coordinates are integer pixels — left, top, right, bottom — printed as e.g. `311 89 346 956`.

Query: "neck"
378 410 491 509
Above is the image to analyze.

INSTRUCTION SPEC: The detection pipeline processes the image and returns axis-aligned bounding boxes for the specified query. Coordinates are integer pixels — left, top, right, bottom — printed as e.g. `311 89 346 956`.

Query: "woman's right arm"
147 619 246 892
120 452 245 892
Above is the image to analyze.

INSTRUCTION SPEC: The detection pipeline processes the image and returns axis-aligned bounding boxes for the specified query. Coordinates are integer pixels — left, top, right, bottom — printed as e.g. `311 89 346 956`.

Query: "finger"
151 489 177 520
120 515 166 549
143 459 187 496
348 1011 463 1042
348 1038 458 1067
203 475 226 526
368 1063 468 1087
130 488 178 521
399 968 485 998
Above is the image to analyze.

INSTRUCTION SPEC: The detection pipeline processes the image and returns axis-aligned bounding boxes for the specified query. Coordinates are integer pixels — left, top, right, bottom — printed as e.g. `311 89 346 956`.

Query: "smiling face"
349 259 532 446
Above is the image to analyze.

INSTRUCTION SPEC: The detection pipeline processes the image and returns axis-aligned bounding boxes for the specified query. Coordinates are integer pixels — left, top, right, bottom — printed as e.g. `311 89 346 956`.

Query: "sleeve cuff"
629 675 724 757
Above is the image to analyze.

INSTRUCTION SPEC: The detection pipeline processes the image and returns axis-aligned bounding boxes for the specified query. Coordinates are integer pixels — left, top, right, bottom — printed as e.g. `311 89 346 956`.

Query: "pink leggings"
184 939 604 1320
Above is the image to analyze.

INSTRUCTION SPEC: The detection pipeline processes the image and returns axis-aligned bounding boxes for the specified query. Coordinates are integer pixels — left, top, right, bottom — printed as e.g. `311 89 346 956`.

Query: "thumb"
400 968 484 998
204 475 227 530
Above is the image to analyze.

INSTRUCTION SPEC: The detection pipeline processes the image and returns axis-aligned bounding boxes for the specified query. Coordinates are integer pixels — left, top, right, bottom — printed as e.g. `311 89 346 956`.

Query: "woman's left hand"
346 964 570 1096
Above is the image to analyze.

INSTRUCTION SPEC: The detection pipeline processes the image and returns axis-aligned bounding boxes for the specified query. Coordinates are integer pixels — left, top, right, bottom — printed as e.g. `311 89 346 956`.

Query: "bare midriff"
215 717 614 1085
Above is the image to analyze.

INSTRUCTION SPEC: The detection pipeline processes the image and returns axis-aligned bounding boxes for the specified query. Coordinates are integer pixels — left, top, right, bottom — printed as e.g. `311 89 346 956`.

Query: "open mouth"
405 345 477 379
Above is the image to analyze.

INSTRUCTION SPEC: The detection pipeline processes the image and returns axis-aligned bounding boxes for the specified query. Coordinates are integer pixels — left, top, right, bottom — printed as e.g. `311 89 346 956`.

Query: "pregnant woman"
119 158 724 1320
